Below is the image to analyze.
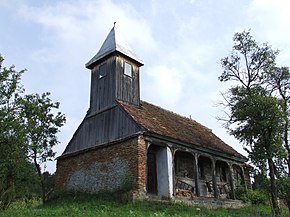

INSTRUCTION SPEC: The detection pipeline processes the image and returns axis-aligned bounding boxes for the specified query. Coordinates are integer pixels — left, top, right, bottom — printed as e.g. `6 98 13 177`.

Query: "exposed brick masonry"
54 135 147 198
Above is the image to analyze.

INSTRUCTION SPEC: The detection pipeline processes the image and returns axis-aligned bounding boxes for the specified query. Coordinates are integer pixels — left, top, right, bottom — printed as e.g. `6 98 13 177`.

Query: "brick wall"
54 135 147 198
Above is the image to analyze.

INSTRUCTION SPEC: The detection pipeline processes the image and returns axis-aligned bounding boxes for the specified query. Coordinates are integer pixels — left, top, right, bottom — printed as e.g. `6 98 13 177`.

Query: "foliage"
0 54 65 208
277 176 290 205
42 172 55 199
249 190 268 205
19 93 66 165
235 186 249 203
0 54 26 209
219 30 278 89
266 66 290 178
229 87 285 163
13 161 41 200
252 171 270 192
18 93 65 203
235 186 268 205
218 30 288 216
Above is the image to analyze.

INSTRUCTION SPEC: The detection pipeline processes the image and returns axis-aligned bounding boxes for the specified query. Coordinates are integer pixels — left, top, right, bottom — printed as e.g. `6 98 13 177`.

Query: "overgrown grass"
0 192 288 217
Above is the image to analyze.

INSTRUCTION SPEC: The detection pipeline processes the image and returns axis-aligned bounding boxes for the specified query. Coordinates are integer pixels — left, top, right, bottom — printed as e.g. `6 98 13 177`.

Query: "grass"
0 193 289 217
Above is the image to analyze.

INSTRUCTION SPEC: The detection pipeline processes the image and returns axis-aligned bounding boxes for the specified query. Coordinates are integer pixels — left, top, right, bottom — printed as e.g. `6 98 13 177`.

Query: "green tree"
19 93 66 203
266 66 290 212
0 54 26 209
218 30 286 216
0 54 66 207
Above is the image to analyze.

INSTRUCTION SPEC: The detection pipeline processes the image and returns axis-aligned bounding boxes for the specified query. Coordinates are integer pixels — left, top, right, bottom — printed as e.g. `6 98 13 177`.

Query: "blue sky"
1 0 290 172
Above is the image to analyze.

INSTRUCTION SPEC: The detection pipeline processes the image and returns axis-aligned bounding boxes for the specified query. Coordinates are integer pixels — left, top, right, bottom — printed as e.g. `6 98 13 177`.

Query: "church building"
55 26 250 205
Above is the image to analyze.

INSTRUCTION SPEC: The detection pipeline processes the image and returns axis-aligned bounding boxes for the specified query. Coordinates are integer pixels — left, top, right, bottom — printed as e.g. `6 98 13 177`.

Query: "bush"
248 189 268 205
277 176 290 204
235 186 249 202
235 186 268 205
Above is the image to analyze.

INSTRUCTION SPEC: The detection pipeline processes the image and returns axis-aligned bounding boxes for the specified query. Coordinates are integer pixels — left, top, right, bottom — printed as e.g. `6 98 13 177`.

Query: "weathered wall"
55 135 147 198
63 106 141 155
88 54 140 115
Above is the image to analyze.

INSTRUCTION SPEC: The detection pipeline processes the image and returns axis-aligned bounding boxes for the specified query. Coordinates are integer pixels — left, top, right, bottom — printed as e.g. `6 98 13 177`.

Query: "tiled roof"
119 100 246 159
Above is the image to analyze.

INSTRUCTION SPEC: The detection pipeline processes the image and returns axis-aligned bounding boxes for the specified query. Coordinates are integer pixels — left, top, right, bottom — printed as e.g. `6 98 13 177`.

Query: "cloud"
18 0 157 61
247 0 290 65
12 0 158 169
142 65 184 108
4 0 289 173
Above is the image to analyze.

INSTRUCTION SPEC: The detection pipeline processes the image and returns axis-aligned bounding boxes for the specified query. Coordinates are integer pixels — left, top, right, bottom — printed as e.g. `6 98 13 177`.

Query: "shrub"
235 186 249 203
235 186 268 205
277 176 290 205
248 189 268 205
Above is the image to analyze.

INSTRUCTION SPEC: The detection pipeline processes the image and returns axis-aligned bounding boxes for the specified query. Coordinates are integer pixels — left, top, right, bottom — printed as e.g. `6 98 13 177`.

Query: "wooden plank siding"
63 105 142 155
115 56 140 107
88 56 117 115
88 54 140 116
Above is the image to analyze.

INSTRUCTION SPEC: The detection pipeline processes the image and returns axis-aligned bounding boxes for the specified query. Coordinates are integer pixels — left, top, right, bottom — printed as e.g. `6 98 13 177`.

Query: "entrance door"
147 150 157 194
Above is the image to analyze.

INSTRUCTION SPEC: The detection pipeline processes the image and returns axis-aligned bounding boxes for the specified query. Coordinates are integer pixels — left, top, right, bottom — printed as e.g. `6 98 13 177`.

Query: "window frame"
99 63 107 79
124 61 132 77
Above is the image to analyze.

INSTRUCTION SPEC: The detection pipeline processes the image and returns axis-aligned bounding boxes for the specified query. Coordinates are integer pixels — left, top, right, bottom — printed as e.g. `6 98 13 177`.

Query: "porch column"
211 158 218 198
240 165 247 190
194 153 200 197
156 146 173 198
228 163 236 200
171 148 176 197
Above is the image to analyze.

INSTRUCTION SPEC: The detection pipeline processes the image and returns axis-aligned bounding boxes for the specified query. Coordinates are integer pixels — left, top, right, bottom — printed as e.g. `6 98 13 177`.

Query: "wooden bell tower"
85 25 144 115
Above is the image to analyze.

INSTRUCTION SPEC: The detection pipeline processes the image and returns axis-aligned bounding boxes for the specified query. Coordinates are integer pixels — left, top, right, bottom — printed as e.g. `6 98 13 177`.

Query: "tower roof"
86 25 144 69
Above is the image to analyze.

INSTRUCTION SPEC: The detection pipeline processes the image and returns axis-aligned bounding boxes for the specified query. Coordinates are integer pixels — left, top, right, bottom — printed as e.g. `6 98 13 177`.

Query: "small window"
124 62 132 77
99 63 107 79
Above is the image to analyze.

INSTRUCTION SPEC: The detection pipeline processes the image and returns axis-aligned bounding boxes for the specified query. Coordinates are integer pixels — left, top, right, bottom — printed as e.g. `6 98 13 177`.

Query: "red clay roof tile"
119 100 245 159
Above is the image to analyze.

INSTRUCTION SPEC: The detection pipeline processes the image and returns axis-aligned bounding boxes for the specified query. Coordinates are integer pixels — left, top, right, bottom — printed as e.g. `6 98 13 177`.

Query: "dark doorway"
147 147 158 194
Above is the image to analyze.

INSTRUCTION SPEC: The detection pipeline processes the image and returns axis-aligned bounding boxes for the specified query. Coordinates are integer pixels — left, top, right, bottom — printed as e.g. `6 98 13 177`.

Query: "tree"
229 87 285 215
218 30 286 216
0 54 26 209
219 30 278 90
0 54 66 207
19 93 66 203
266 66 290 212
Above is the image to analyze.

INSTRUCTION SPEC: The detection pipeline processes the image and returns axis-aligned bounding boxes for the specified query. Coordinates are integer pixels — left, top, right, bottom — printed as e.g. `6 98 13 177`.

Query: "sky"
1 0 290 173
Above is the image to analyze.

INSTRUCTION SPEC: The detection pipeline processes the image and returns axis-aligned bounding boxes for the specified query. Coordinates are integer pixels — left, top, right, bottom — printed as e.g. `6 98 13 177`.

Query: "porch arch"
197 155 215 197
174 150 196 197
215 160 231 199
232 164 246 188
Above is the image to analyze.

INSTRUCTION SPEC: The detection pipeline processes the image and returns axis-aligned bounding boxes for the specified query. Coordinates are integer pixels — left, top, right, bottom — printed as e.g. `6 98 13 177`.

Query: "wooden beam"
194 153 200 197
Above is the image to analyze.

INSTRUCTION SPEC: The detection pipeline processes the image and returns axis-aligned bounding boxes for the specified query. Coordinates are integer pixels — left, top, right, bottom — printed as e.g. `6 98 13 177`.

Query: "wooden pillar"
240 165 247 190
172 148 176 197
228 163 236 200
211 158 218 198
194 153 200 197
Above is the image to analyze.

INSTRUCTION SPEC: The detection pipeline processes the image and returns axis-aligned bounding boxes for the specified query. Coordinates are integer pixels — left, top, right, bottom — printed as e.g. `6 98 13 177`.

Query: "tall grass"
0 192 288 217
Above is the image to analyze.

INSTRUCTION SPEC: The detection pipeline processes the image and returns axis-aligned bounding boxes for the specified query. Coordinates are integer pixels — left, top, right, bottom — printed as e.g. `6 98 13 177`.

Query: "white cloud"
3 0 290 173
10 1 158 172
247 0 290 65
18 0 157 64
143 65 184 108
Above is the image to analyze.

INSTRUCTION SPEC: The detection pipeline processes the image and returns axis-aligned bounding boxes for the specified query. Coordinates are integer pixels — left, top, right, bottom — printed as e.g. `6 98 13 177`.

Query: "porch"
146 143 248 202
